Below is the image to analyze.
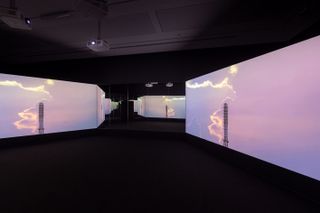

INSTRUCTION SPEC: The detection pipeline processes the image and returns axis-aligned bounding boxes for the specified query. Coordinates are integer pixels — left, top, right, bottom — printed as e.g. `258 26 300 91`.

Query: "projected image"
105 98 120 115
186 36 320 181
0 73 105 139
97 87 106 126
135 96 185 119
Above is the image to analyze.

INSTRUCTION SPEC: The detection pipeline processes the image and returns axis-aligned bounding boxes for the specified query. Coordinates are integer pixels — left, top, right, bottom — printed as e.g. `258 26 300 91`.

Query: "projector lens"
25 18 31 25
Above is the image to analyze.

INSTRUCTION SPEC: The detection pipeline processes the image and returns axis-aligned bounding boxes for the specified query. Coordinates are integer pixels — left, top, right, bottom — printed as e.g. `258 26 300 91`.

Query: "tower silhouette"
223 103 229 147
165 105 168 118
38 102 44 134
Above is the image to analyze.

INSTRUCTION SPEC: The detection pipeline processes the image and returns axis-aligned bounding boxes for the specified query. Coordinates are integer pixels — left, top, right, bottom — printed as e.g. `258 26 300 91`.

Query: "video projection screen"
105 98 119 115
105 98 112 115
186 36 320 181
0 73 105 139
135 96 185 119
97 87 106 126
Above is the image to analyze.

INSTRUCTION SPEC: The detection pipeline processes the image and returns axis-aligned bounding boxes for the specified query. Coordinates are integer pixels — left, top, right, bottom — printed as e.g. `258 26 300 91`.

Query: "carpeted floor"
0 130 318 212
102 120 185 132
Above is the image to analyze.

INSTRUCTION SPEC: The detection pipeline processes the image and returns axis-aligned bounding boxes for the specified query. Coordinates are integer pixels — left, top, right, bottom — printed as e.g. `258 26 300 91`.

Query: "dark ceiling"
1 0 320 85
1 0 320 64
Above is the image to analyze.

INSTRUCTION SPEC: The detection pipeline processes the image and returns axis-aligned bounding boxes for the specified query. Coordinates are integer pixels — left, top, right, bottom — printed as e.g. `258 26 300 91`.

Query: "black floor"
102 120 185 132
0 130 319 212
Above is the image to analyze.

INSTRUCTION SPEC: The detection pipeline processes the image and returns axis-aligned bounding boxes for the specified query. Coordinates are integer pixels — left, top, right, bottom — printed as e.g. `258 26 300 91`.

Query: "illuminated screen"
105 98 119 115
97 86 106 126
135 96 185 119
186 36 320 181
105 98 112 115
0 73 105 139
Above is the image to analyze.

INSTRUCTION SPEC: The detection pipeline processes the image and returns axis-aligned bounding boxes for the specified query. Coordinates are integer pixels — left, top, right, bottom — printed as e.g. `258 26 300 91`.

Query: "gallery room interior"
1 0 320 212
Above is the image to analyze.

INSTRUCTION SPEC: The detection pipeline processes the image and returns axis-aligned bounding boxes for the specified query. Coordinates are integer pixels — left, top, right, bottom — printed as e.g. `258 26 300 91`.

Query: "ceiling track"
110 34 237 49
1 34 238 60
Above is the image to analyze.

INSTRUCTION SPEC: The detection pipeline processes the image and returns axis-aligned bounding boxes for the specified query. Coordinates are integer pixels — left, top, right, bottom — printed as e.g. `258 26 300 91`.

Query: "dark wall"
4 44 280 85
101 83 185 100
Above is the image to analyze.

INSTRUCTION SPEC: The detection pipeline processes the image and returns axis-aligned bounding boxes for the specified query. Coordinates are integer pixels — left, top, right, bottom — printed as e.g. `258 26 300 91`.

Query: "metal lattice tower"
223 103 229 147
165 105 168 118
38 102 44 134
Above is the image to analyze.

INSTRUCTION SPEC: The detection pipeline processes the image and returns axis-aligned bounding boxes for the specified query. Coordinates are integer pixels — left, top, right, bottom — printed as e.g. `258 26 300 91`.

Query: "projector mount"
85 0 137 52
0 0 32 30
86 0 109 52
84 0 138 39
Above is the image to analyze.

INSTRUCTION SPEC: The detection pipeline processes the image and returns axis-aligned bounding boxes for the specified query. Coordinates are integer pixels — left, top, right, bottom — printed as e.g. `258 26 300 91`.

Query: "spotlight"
145 83 153 88
25 18 31 25
0 9 32 30
87 39 110 52
166 82 173 87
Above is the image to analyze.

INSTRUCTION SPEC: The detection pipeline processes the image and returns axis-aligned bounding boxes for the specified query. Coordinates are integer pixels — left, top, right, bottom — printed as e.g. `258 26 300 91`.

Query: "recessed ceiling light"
25 18 31 25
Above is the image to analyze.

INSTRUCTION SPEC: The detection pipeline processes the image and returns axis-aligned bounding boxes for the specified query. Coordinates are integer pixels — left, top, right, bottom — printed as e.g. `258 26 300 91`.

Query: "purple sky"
137 96 185 119
186 36 320 181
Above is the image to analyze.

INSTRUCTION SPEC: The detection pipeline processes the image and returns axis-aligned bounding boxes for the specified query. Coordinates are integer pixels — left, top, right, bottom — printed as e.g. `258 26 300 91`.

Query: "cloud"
208 108 224 144
229 65 238 76
186 77 235 93
0 80 50 95
163 96 185 102
13 107 38 133
46 79 55 85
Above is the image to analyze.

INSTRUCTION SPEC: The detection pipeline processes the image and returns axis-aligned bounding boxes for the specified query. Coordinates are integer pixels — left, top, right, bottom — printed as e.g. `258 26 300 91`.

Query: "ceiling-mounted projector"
0 7 31 30
87 39 110 52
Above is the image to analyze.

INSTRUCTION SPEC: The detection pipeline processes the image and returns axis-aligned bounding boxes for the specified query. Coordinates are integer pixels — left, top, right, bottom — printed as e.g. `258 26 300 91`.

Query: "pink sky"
137 96 185 119
0 74 105 138
186 36 320 181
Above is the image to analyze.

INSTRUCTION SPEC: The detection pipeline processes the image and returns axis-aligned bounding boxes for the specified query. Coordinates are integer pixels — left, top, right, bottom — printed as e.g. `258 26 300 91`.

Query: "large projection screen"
186 36 320 181
97 86 106 126
0 73 105 139
135 96 185 119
